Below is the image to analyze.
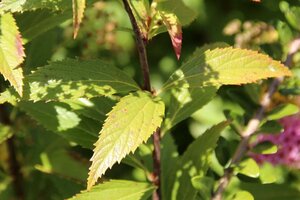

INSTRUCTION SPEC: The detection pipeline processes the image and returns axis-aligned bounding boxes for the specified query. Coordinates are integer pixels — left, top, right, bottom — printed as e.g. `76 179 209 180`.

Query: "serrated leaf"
88 91 165 189
19 101 101 148
0 0 71 13
0 13 25 95
170 122 229 200
1 59 140 103
69 180 155 200
162 47 291 92
160 11 182 60
72 0 85 39
163 86 217 134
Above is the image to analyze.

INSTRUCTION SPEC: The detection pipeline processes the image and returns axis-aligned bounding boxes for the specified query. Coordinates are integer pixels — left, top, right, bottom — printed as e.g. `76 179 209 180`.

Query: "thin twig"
212 37 300 200
122 1 161 199
0 105 24 200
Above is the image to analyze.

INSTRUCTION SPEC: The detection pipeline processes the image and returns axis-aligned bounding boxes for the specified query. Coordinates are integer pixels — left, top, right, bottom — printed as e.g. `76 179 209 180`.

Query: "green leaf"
252 141 278 154
234 158 260 178
0 0 71 13
19 101 101 148
170 121 229 200
239 182 300 200
69 180 155 200
191 176 214 200
280 1 300 31
161 133 179 199
72 0 85 39
163 86 217 133
155 0 196 26
17 9 72 43
232 191 254 200
1 59 140 103
267 103 299 121
259 120 283 134
162 47 291 92
88 91 165 189
0 125 12 144
259 163 280 184
0 13 25 95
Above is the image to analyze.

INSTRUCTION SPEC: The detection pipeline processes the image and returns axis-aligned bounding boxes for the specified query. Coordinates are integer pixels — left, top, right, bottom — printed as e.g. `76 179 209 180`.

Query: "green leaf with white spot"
162 47 291 92
0 59 140 103
87 91 165 189
0 13 25 96
69 180 155 200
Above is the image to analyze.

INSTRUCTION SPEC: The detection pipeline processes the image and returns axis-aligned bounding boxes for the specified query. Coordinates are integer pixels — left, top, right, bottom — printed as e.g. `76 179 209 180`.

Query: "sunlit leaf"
0 13 25 95
70 180 155 200
0 59 140 103
234 158 260 178
88 91 165 189
162 47 291 92
72 0 85 39
267 103 299 121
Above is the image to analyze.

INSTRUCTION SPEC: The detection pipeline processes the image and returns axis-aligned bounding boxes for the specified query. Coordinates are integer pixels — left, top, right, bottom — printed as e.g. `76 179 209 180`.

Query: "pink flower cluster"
250 114 300 168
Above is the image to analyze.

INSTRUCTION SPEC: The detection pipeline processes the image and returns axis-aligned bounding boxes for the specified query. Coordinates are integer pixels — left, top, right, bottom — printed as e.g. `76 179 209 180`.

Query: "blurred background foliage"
1 0 300 199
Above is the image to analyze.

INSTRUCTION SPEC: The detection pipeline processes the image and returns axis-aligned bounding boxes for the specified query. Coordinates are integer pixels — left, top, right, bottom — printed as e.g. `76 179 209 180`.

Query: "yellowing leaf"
0 13 25 96
87 91 165 189
72 0 86 39
160 11 182 60
162 47 292 91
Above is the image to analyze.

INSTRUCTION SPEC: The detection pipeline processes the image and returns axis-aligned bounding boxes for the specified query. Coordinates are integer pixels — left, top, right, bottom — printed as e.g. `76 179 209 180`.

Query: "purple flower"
250 114 300 168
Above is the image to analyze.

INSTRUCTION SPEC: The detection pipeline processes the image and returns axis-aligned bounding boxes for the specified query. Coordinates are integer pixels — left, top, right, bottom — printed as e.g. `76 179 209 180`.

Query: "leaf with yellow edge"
162 47 292 92
72 0 86 39
0 13 25 96
87 91 165 189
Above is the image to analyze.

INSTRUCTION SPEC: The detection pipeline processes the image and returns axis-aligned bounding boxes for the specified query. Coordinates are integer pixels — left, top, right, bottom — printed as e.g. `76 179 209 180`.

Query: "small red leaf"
160 12 182 60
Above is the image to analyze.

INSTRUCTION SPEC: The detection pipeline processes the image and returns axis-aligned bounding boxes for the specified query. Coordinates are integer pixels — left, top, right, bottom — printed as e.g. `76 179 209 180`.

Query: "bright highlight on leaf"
87 91 165 189
70 179 155 200
160 11 182 60
0 13 25 96
72 0 86 39
162 47 292 91
0 59 140 103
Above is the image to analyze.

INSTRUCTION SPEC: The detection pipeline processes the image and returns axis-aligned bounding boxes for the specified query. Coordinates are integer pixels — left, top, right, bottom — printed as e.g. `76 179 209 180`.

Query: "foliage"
0 0 300 200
